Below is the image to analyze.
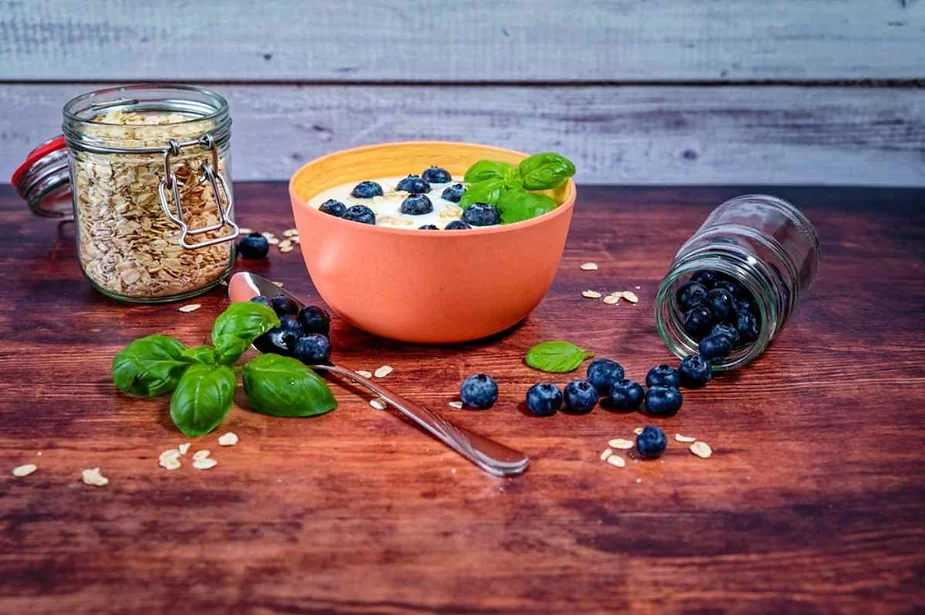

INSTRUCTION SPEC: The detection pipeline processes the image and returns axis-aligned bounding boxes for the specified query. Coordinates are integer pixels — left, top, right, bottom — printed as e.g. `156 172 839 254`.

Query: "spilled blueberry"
343 205 376 225
319 199 347 217
563 379 599 414
460 374 499 409
422 166 452 184
254 326 298 356
606 379 644 410
710 322 741 348
397 175 431 194
400 194 433 215
292 333 332 365
525 383 562 417
297 305 330 335
351 181 383 199
645 386 683 416
237 232 269 259
646 364 680 389
461 203 501 227
678 354 712 388
587 359 625 394
270 294 299 316
278 315 304 339
636 426 668 459
441 183 465 203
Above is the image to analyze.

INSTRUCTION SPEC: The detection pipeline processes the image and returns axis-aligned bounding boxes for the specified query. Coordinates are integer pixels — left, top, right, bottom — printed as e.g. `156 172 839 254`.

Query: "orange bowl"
289 142 577 343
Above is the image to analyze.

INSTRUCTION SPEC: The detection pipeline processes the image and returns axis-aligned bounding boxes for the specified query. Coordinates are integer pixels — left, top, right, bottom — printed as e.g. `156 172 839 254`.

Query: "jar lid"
12 135 73 219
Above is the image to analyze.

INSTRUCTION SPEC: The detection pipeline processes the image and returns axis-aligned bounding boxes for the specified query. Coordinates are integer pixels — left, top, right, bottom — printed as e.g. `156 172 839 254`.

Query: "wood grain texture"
3 84 924 186
2 0 924 81
0 183 923 614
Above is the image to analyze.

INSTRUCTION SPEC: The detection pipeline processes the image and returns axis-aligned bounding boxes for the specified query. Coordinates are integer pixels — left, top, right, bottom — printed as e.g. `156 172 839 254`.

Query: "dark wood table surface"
0 183 923 614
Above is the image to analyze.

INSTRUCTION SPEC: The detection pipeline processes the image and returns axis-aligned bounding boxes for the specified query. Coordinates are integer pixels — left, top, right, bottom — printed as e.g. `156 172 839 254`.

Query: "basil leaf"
518 152 576 190
525 340 593 373
211 302 280 365
112 334 193 397
169 364 237 437
459 179 505 209
496 188 558 224
464 160 515 184
503 165 523 190
242 354 337 417
183 345 216 365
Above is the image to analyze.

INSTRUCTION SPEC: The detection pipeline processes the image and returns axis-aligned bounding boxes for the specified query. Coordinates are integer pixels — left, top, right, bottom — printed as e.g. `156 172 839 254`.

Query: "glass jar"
654 194 820 370
13 84 240 303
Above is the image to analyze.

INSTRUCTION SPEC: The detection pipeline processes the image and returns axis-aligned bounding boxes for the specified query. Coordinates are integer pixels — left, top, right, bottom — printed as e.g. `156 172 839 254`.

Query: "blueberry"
636 426 668 459
706 288 736 323
710 322 741 348
351 181 383 199
587 359 625 394
254 326 298 356
736 298 756 317
441 183 465 203
735 311 760 345
237 232 269 259
418 224 439 230
297 305 330 335
278 315 304 339
691 270 718 288
400 194 433 215
683 305 715 339
396 175 431 194
319 199 347 217
422 166 452 184
713 279 746 299
250 295 271 308
460 374 499 409
525 383 562 417
699 334 733 361
293 333 332 365
444 220 471 230
343 205 376 225
270 294 299 316
646 364 680 389
676 281 708 311
645 386 683 416
461 203 500 227
562 380 599 414
678 354 712 388
606 379 644 410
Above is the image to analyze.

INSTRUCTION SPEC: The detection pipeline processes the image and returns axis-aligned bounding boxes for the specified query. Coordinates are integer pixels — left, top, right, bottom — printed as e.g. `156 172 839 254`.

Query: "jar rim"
63 84 229 128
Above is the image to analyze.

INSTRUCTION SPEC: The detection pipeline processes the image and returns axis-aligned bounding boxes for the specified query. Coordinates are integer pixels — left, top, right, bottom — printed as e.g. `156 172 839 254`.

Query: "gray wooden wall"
2 0 923 186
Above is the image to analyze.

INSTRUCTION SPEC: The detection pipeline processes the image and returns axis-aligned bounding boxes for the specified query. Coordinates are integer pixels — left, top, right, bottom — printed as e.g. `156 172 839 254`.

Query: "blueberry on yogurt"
461 203 500 227
422 166 452 184
343 205 376 225
396 175 431 194
419 224 439 230
350 181 383 199
319 199 347 217
400 194 434 216
441 183 466 203
444 220 471 230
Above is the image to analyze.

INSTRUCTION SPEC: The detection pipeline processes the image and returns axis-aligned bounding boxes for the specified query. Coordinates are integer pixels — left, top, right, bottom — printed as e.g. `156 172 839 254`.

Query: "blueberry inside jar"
654 194 820 370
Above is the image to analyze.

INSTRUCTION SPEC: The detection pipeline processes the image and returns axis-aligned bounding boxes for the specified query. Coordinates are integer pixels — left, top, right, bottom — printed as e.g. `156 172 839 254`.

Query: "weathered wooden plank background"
1 0 924 185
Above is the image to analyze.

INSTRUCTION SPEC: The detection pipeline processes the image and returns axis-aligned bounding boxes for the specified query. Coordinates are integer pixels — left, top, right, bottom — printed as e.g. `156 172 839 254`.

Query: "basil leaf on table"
496 189 558 224
459 179 506 209
183 345 217 365
111 334 193 397
242 354 337 417
211 302 280 365
525 340 593 373
464 160 516 184
169 364 237 437
518 152 576 190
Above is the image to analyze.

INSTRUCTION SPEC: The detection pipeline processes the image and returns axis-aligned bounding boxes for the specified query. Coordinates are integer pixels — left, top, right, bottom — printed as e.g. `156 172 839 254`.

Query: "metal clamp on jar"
13 84 239 303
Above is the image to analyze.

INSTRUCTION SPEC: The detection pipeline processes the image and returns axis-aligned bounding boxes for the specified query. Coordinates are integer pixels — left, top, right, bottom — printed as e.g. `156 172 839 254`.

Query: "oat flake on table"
12 464 38 478
355 370 373 378
448 401 464 409
81 467 109 487
369 398 387 410
192 449 211 461
192 458 218 470
580 262 599 271
582 290 602 299
675 434 696 443
374 365 393 378
178 303 201 313
606 454 626 468
608 438 634 450
690 441 713 459
218 432 239 446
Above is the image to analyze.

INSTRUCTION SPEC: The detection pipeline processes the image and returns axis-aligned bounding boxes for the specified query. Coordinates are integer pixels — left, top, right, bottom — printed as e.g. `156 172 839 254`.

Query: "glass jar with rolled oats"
52 85 238 302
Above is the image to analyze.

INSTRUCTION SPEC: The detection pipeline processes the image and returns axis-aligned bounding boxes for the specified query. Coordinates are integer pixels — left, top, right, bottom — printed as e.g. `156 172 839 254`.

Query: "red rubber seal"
11 135 66 187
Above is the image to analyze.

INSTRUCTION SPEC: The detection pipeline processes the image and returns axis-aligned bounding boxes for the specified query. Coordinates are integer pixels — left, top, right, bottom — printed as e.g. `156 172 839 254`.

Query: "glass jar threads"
61 85 238 302
654 194 820 370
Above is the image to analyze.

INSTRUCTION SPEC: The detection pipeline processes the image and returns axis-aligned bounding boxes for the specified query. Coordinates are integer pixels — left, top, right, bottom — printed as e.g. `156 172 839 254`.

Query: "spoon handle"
314 364 529 477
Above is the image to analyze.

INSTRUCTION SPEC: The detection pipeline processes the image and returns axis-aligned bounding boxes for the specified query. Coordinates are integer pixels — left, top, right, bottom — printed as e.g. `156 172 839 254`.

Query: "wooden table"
1 183 922 614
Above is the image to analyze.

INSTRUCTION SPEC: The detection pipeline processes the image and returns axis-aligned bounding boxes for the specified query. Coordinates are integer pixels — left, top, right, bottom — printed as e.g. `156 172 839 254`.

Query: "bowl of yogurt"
289 141 577 343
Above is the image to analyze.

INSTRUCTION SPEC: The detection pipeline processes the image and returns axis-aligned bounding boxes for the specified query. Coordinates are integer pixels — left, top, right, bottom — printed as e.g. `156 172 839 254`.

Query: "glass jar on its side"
654 194 820 370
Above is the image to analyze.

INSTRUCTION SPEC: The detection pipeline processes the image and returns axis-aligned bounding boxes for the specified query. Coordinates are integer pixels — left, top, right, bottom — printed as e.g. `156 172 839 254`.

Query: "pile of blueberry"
676 270 761 361
249 295 333 366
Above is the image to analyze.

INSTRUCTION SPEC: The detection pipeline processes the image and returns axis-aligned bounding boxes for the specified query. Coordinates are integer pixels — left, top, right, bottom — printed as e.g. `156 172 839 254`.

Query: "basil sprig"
496 189 558 224
525 340 593 373
111 301 337 437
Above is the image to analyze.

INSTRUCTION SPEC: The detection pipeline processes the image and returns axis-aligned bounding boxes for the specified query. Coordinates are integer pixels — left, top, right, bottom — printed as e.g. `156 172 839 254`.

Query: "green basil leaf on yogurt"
183 345 217 365
169 364 237 437
112 334 193 397
242 353 337 417
518 152 576 190
464 160 516 184
525 340 593 373
459 179 506 208
211 301 280 365
496 188 558 224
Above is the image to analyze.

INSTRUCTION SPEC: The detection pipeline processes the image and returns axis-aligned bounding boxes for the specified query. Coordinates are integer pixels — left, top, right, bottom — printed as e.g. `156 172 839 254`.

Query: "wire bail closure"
157 133 238 250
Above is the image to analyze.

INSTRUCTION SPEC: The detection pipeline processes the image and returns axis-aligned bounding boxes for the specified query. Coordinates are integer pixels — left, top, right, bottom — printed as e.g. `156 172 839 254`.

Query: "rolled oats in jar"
59 85 238 302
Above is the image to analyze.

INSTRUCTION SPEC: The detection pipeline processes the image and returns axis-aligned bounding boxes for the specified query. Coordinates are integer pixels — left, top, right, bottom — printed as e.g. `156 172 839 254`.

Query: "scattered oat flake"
448 401 464 409
355 370 373 378
192 449 211 461
192 458 218 470
622 291 639 304
690 441 713 459
218 432 239 446
603 294 622 305
159 457 181 471
159 448 181 463
608 438 634 450
81 467 109 487
178 303 201 313
600 448 613 461
279 245 294 253
582 290 602 299
283 228 299 237
580 262 599 271
278 239 292 250
633 427 644 435
374 365 393 378
675 434 696 443
369 398 387 410
267 237 280 246
606 454 626 468
238 227 253 235
12 464 38 478
261 232 275 239
178 443 190 455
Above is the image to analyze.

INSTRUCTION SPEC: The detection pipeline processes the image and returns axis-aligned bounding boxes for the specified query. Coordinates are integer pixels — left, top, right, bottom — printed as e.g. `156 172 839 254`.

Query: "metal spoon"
228 272 529 477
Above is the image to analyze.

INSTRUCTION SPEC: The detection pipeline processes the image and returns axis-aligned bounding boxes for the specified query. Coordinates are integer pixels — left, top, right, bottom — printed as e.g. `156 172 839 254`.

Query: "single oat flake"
374 365 393 378
218 432 239 446
603 294 622 305
178 443 191 455
178 303 202 313
600 448 613 461
159 448 181 463
192 449 211 461
278 239 292 250
606 454 626 468
448 401 464 409
633 427 644 435
622 291 639 304
12 464 38 478
690 441 713 459
582 290 602 299
608 438 634 450
580 262 599 271
282 228 299 237
192 458 218 470
81 467 109 487
159 457 181 471
675 434 696 443
238 227 253 235
355 370 373 378
369 398 387 410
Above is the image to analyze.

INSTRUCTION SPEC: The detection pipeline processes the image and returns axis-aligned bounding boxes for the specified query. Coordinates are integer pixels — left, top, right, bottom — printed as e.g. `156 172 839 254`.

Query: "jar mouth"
63 84 229 127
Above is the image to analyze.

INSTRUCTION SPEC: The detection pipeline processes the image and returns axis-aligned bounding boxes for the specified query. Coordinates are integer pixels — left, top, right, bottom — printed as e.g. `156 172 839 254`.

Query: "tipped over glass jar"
654 194 820 371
